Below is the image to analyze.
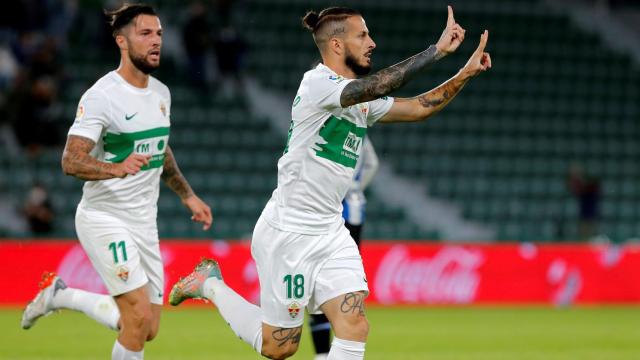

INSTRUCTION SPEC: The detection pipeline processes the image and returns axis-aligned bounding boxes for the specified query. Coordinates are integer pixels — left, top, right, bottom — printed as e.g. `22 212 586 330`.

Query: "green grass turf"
2 306 639 359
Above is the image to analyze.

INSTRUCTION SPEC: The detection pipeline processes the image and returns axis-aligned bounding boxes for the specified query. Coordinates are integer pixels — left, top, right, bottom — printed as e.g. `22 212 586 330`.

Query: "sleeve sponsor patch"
329 75 346 84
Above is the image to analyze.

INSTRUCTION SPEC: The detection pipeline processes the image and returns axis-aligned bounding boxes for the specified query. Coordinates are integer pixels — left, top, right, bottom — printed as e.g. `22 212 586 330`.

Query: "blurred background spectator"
567 164 602 241
23 183 53 234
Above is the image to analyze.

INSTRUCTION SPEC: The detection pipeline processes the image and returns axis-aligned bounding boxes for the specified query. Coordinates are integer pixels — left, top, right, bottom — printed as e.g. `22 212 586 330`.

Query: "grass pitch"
2 306 639 359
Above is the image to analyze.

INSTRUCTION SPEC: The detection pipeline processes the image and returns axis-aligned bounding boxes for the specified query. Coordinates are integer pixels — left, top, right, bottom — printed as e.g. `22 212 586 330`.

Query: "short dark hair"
105 3 157 38
302 7 361 34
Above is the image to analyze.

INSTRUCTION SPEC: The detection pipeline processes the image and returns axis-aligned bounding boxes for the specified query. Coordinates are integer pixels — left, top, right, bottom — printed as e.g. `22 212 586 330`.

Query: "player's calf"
261 324 303 360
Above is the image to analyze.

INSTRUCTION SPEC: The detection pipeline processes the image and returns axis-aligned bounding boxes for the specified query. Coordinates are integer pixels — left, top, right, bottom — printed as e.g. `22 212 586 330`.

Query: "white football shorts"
252 214 368 328
75 204 164 304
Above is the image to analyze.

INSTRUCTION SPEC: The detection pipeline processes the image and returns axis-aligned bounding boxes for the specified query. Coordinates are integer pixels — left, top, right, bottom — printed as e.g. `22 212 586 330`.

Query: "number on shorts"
108 240 128 264
283 274 304 299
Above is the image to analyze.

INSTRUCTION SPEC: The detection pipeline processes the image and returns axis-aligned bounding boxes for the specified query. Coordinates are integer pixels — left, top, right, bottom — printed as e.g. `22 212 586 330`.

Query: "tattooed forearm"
417 89 451 108
271 327 302 347
161 146 194 200
340 45 444 107
413 73 466 114
340 292 366 316
61 135 119 180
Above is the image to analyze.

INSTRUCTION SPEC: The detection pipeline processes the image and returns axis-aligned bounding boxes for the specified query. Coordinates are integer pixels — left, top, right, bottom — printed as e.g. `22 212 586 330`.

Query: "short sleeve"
67 90 110 142
366 96 394 126
306 73 354 112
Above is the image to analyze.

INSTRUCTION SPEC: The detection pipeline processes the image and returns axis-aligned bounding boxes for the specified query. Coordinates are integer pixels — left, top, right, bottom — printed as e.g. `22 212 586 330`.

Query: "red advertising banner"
2 240 639 306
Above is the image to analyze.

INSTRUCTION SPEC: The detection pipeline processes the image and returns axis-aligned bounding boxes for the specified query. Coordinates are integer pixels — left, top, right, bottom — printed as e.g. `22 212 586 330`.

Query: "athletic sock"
52 287 120 330
310 313 332 354
111 340 144 360
202 277 263 353
327 337 365 360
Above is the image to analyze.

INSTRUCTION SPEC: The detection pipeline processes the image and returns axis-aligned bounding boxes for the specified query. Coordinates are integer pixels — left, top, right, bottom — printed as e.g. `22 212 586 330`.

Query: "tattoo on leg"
340 292 365 316
272 327 302 347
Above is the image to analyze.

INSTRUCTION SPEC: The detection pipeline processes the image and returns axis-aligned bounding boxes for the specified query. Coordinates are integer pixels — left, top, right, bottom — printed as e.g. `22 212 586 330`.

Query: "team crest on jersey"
287 301 301 319
159 102 166 117
75 105 85 121
116 266 129 282
356 102 369 115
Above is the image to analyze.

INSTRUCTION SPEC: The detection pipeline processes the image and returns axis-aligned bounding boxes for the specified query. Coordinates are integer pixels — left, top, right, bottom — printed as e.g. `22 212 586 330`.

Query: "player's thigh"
75 207 148 297
320 291 369 342
134 225 164 306
261 322 303 359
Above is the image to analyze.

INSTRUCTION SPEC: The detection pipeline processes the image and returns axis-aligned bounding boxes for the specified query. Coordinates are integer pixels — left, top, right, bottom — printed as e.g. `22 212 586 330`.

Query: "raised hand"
435 6 466 56
460 30 492 78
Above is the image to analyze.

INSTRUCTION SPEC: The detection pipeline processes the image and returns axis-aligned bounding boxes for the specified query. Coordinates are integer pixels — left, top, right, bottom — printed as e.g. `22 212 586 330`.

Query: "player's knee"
125 304 153 339
146 323 160 342
261 343 298 360
337 314 369 342
347 315 369 340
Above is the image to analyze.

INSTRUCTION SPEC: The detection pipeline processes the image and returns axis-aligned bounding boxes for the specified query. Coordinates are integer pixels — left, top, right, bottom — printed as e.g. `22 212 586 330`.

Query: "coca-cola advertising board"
2 240 639 306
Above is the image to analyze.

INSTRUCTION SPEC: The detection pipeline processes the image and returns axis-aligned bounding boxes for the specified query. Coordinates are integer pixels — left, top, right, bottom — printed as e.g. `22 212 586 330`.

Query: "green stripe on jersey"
315 116 366 168
103 127 170 170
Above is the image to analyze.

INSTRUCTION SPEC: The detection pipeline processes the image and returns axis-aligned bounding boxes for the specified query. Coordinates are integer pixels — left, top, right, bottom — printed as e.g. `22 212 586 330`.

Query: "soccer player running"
310 135 378 360
169 6 490 360
21 4 212 360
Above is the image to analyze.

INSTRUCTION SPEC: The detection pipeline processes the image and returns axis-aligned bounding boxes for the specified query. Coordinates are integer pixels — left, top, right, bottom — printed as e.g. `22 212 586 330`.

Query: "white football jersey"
262 63 393 234
68 71 171 221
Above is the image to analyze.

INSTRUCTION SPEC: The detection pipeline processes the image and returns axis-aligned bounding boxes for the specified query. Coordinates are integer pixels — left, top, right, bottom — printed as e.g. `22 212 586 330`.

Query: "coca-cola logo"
57 244 107 294
374 245 483 304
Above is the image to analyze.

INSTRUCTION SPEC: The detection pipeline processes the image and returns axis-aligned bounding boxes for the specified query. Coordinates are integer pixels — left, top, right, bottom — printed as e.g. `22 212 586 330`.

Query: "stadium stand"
237 0 640 241
1 0 638 242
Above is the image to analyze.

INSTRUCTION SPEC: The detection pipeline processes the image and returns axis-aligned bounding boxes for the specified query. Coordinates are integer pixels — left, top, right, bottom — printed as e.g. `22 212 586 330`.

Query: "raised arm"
380 30 492 123
61 135 149 180
340 6 465 107
162 145 212 230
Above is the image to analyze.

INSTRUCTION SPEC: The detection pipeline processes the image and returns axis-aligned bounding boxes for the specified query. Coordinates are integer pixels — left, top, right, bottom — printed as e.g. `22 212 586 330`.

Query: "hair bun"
302 11 320 32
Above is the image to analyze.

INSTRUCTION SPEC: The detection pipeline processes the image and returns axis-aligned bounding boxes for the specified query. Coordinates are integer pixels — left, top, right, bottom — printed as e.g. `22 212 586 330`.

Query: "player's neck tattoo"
340 45 444 107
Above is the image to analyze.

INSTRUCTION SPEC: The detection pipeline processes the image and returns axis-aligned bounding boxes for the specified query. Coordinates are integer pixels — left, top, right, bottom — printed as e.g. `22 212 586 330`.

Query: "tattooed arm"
340 6 466 107
379 30 492 123
378 73 468 123
340 46 445 108
161 146 194 200
61 135 149 180
162 146 213 230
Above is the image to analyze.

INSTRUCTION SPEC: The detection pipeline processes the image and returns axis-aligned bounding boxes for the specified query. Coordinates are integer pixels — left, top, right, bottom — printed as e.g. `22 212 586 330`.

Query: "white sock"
111 340 144 360
315 354 329 360
52 288 120 330
203 278 263 353
328 337 365 360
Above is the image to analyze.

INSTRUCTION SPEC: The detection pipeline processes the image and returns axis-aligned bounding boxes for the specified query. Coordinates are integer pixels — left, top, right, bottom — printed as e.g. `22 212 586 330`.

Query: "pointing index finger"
447 5 455 27
476 30 488 53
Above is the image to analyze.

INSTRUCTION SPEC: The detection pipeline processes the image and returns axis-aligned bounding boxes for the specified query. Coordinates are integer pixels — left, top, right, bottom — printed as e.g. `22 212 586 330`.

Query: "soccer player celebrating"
170 6 490 360
21 4 212 360
310 135 378 359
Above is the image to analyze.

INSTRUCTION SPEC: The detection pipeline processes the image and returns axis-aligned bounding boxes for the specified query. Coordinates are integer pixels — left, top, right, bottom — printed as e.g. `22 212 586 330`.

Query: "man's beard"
345 49 371 76
129 50 159 75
